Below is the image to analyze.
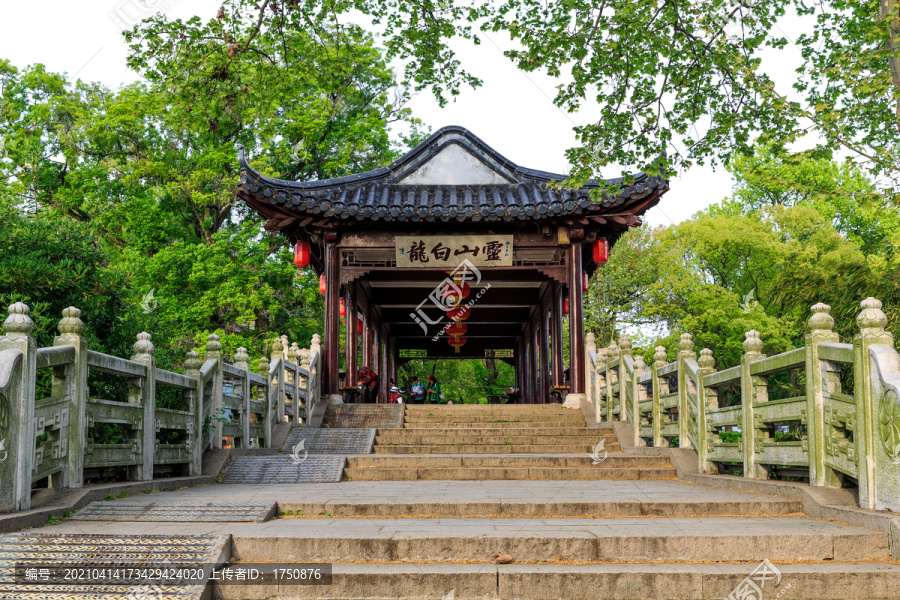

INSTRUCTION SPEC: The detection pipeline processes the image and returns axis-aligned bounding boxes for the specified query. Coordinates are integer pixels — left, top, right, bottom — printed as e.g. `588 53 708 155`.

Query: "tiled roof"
238 126 668 223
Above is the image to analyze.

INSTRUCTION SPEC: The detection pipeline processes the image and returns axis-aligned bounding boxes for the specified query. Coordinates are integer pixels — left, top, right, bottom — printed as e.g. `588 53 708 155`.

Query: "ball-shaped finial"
607 340 619 360
271 337 284 356
184 350 202 375
258 356 270 376
586 332 596 346
679 333 694 354
699 348 715 370
57 306 85 337
653 346 668 368
132 332 154 358
206 334 223 354
634 354 648 374
311 334 322 348
743 330 764 356
808 303 835 333
857 297 888 335
3 302 33 339
234 347 250 368
619 334 633 355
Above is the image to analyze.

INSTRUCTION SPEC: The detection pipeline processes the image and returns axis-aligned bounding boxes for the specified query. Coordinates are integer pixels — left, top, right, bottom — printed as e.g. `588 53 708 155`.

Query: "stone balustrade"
0 304 322 512
586 298 900 513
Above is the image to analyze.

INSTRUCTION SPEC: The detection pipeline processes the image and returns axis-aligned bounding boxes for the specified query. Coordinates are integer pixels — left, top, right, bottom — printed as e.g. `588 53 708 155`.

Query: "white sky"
0 0 811 227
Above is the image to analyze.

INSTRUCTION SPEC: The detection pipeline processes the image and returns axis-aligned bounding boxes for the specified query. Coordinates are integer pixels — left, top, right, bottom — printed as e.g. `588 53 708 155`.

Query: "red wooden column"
361 309 371 370
524 323 534 403
379 326 389 402
551 282 564 387
539 314 550 404
515 337 525 396
345 281 358 391
531 322 540 404
567 243 585 394
324 243 340 395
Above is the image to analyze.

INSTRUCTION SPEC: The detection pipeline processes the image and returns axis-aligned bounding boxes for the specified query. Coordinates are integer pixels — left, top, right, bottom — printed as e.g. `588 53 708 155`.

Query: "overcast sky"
0 1 811 227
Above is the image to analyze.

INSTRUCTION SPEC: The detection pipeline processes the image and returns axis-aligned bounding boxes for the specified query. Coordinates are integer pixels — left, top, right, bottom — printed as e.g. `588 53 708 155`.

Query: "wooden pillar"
568 243 585 394
345 281 358 389
380 326 389 403
551 282 564 387
324 243 340 395
530 322 540 404
515 337 524 395
539 314 550 404
523 324 533 403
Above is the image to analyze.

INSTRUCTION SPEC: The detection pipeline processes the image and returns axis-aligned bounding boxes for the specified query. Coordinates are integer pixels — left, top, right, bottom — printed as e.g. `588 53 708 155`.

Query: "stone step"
228 516 889 564
372 444 617 454
345 466 675 480
375 434 617 446
404 421 589 429
0 532 229 600
222 456 346 484
347 454 665 469
212 561 900 600
380 426 614 437
71 501 276 522
404 415 585 423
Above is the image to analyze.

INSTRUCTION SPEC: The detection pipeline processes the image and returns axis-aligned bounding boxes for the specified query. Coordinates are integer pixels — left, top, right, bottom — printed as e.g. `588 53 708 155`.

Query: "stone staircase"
343 404 675 481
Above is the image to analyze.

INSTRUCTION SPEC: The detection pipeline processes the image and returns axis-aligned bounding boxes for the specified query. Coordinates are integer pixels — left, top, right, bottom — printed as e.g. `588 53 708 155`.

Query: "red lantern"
294 242 310 267
339 298 347 317
319 274 326 295
562 297 570 316
583 272 590 293
448 306 470 321
441 282 471 300
447 322 467 336
358 318 363 334
448 337 467 349
593 238 609 264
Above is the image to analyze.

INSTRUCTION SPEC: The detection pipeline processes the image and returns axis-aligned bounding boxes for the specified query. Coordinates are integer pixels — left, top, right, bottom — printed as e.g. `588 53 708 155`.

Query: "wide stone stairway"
4 403 900 599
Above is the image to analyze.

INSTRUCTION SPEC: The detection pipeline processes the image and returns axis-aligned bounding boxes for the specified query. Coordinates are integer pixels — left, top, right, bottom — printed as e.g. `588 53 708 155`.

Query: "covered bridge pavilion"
238 126 668 404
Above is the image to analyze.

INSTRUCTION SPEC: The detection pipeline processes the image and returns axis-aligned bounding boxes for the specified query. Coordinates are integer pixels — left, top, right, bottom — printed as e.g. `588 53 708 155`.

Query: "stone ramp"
72 501 276 522
281 427 376 454
221 455 345 484
326 404 404 428
0 532 228 600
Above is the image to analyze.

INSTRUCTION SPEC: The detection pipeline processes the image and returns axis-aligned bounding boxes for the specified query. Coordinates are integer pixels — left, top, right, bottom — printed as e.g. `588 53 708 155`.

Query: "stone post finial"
131 332 154 361
184 351 202 378
270 337 284 362
808 303 835 333
597 346 608 365
258 356 270 378
57 306 85 339
281 335 289 355
234 347 250 370
857 297 889 336
634 354 648 374
607 340 619 361
619 334 633 357
743 330 765 359
3 302 33 340
206 334 222 357
288 342 299 364
311 334 322 353
653 346 668 369
585 332 596 353
699 348 715 370
678 333 695 358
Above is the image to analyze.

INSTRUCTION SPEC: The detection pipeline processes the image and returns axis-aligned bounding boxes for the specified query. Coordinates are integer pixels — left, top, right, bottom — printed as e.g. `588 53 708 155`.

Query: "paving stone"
326 405 404 429
221 456 345 484
0 532 227 600
281 427 376 454
71 501 276 523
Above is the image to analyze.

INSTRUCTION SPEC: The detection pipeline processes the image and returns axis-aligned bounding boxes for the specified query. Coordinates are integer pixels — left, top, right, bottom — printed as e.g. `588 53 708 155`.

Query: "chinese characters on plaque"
395 235 513 268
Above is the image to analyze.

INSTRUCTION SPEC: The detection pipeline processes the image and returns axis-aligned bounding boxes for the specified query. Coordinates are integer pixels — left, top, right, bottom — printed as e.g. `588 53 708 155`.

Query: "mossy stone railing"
0 303 322 512
586 298 900 513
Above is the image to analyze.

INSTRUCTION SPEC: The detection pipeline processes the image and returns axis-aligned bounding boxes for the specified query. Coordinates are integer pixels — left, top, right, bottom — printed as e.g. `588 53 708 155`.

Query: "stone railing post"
53 307 88 489
0 303 37 511
652 346 668 448
697 348 717 473
677 333 696 449
632 355 648 446
298 348 310 424
205 334 224 449
854 298 894 509
183 351 203 476
234 347 251 447
741 330 767 479
310 334 323 414
605 341 618 422
618 335 633 423
805 303 841 488
257 356 272 447
130 332 156 481
270 337 285 423
585 332 597 416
